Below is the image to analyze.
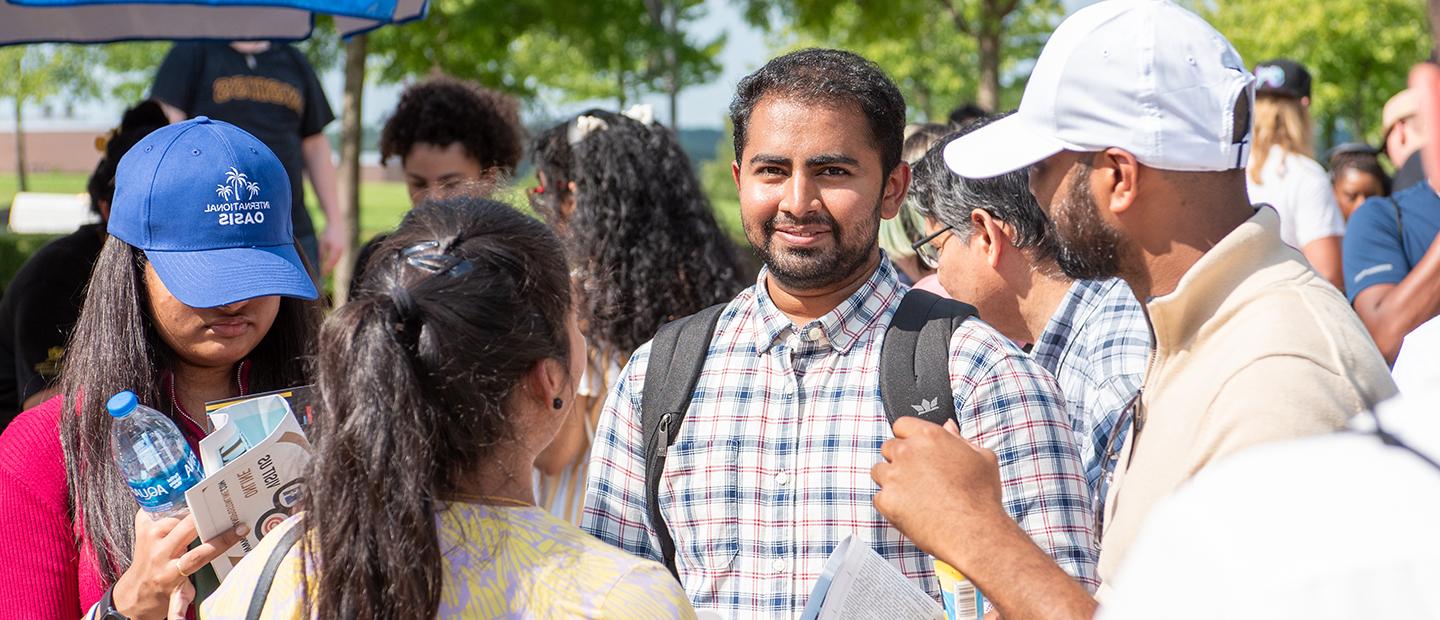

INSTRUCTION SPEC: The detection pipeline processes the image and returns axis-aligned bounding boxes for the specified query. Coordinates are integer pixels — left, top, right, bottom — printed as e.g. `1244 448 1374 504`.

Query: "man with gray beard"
908 116 1150 524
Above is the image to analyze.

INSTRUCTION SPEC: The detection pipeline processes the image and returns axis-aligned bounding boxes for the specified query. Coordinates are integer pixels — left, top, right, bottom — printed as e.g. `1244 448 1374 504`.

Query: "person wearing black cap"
1247 58 1347 290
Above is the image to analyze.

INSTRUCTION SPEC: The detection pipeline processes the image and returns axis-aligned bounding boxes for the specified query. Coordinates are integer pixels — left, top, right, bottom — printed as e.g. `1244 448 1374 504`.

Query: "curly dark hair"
379 76 524 173
531 108 745 357
730 48 907 175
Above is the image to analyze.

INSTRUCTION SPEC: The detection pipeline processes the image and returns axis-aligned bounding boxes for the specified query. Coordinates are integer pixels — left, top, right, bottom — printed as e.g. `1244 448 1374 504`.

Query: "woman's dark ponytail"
302 197 571 620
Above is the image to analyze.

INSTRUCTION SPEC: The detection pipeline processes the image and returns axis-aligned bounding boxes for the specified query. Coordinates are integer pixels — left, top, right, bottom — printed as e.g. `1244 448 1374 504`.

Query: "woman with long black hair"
529 107 746 524
204 197 695 618
0 117 322 619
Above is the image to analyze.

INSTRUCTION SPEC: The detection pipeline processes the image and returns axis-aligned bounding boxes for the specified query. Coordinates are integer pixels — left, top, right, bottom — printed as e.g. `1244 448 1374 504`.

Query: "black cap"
1254 59 1311 99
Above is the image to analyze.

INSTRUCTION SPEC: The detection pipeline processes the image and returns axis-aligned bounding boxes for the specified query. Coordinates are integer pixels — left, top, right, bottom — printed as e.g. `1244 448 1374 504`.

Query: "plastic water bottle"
108 390 204 519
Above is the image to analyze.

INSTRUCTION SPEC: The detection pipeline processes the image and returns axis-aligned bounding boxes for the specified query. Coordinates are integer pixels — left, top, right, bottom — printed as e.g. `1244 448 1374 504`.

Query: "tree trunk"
617 55 627 110
666 0 680 130
333 34 367 305
14 97 28 193
977 29 1001 113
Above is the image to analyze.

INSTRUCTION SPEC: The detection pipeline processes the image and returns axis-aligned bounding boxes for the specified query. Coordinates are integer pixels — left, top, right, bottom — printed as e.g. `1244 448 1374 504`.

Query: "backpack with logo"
640 289 977 577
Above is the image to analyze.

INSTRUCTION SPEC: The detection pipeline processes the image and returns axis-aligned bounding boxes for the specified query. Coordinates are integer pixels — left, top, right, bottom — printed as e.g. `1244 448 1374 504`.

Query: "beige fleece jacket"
1096 206 1398 596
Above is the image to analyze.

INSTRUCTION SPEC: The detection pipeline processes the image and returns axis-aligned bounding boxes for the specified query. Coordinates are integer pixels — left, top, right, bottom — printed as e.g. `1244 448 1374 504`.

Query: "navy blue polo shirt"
1343 182 1440 302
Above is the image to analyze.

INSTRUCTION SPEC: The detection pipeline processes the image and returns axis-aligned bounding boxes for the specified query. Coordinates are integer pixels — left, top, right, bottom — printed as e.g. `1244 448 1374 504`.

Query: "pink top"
0 363 249 619
912 274 951 297
0 396 106 619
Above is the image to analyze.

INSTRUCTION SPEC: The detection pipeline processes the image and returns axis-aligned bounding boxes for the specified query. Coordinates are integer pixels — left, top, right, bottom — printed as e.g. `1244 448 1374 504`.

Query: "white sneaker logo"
911 397 940 416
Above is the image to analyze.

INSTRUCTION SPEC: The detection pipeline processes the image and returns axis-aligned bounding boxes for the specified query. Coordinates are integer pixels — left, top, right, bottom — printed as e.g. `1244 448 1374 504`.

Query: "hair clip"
567 115 609 144
400 241 474 277
95 127 119 153
622 103 655 126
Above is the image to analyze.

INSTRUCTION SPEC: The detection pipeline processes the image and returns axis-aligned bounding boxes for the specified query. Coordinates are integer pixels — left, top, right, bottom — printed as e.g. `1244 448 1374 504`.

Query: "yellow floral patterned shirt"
201 504 696 619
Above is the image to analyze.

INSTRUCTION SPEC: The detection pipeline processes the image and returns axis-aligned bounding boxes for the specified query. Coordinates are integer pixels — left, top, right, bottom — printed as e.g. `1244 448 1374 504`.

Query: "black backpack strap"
245 519 305 620
880 290 978 427
641 303 726 580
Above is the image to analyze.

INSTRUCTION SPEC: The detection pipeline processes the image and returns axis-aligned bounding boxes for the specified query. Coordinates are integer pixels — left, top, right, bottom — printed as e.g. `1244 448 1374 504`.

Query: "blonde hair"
884 123 953 261
1249 94 1314 184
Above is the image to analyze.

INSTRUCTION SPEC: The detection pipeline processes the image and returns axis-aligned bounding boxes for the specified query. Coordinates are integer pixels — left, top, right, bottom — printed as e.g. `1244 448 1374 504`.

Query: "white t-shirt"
1247 145 1346 249
1392 315 1440 396
1098 390 1440 619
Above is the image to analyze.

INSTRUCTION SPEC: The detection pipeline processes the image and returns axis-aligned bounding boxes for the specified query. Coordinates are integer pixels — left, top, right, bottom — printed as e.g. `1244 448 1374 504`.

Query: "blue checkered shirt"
581 260 1097 618
1030 278 1151 521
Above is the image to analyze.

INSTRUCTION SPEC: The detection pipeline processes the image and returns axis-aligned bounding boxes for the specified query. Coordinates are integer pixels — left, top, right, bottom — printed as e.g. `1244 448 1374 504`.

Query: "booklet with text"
799 536 945 620
185 392 312 579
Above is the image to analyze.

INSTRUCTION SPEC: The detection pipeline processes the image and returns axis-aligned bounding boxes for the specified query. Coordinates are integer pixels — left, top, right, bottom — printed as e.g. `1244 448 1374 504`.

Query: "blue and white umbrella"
0 0 426 46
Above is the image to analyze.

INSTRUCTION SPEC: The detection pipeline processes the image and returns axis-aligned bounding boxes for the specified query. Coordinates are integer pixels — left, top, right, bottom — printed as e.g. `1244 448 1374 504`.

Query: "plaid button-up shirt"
1030 278 1152 521
582 260 1097 618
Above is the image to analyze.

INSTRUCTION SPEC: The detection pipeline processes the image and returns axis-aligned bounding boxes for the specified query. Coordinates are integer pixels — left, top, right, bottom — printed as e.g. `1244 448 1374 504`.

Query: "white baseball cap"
945 0 1254 179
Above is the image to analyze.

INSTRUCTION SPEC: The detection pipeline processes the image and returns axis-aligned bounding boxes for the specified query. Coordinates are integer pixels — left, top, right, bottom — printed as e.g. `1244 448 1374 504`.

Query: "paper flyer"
205 384 317 430
800 536 945 620
185 393 311 579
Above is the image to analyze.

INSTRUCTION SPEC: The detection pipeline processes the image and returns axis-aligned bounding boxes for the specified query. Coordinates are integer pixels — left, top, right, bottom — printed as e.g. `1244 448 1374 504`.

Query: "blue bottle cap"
106 390 139 418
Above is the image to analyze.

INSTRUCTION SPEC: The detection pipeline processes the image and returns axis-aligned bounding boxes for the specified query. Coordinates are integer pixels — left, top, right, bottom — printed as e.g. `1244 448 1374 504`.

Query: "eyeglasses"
1094 391 1141 541
910 225 955 269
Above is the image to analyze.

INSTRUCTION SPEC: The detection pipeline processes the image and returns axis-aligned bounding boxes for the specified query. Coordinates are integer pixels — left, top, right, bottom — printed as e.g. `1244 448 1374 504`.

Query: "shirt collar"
159 359 252 443
1147 206 1286 352
1033 279 1101 371
751 254 903 355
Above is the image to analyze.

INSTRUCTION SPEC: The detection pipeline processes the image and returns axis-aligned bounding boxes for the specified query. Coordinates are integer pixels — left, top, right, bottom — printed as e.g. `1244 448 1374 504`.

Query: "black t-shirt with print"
0 224 106 429
151 41 335 238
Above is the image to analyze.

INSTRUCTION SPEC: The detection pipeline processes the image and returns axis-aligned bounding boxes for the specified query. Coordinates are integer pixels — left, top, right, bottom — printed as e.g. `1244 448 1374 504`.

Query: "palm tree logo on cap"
214 167 259 203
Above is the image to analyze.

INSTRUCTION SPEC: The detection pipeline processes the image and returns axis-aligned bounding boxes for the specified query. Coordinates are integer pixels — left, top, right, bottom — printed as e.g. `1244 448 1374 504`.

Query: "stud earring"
553 398 564 410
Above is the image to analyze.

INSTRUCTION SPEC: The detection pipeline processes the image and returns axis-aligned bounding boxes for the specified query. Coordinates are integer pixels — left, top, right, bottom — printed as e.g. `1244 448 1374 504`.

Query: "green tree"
366 0 722 119
0 45 99 191
746 0 1062 115
99 42 170 103
1202 0 1429 149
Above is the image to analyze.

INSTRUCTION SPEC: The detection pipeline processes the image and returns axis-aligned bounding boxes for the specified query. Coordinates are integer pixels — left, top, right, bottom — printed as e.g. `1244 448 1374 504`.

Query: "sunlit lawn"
0 171 93 209
0 172 748 290
2 172 418 242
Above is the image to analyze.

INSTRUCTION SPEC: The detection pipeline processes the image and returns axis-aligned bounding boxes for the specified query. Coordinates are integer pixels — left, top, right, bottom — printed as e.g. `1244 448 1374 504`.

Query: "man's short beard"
1052 160 1127 281
747 198 882 290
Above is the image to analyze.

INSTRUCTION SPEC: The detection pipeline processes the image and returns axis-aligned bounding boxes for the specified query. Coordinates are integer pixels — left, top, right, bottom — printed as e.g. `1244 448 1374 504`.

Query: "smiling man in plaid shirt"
581 49 1096 618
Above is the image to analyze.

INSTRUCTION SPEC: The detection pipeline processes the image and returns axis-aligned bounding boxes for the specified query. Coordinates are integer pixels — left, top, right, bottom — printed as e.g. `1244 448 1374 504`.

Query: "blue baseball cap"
110 117 318 308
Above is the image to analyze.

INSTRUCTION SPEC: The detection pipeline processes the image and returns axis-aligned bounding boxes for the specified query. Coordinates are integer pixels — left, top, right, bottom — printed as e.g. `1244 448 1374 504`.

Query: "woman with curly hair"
379 75 524 203
352 76 525 291
530 107 746 524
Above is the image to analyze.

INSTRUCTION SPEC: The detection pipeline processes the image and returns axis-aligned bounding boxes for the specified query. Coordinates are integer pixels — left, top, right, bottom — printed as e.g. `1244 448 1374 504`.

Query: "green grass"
0 172 417 242
0 171 750 290
3 171 746 243
301 179 417 243
0 171 93 211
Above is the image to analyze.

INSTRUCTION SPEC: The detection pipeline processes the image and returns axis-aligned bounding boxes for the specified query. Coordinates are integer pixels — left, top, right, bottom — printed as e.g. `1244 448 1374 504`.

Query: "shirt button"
775 471 791 486
772 559 787 573
807 327 823 341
